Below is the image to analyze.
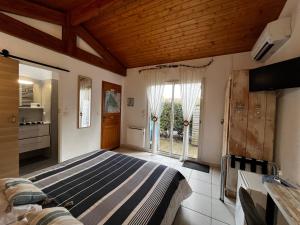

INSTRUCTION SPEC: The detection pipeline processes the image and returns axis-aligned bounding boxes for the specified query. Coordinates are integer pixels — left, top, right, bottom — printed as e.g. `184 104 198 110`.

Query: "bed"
24 150 192 225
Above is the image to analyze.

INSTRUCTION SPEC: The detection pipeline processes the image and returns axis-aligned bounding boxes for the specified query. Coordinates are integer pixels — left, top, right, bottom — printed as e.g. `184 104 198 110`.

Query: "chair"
239 187 267 225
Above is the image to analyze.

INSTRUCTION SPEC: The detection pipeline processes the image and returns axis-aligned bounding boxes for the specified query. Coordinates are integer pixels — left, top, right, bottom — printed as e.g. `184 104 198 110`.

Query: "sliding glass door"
149 83 202 159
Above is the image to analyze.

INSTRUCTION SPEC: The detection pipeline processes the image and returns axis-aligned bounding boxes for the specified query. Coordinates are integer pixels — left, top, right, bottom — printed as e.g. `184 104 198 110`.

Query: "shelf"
19 107 44 109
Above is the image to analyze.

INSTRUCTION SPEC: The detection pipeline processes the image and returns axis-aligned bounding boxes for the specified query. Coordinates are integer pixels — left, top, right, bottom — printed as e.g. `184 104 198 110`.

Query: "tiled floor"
117 148 236 225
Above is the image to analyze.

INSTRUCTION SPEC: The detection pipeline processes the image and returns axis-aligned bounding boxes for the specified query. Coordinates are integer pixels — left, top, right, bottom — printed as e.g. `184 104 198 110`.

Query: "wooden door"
263 92 276 161
101 81 121 149
246 92 267 160
221 78 232 156
0 57 19 178
228 70 249 157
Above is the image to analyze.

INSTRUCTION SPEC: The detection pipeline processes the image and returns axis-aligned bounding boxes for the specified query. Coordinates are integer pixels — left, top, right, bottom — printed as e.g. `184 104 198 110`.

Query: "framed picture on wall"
127 97 134 107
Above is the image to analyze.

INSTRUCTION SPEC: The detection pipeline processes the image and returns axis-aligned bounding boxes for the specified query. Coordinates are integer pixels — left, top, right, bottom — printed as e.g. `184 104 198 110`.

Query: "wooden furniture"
222 70 276 197
226 70 276 161
236 170 267 225
0 57 19 178
264 182 300 225
101 81 121 150
19 124 51 153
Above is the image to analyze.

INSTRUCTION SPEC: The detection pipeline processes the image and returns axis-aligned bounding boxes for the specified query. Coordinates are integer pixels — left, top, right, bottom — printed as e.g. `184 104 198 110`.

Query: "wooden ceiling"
0 0 286 73
83 0 286 67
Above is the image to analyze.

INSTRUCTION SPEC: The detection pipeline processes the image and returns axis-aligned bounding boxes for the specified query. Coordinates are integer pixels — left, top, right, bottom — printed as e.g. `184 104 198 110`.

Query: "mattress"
24 150 192 225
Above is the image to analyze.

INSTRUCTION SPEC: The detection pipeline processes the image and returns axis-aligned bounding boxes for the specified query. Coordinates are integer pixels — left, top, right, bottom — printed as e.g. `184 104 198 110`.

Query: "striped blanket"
27 151 192 225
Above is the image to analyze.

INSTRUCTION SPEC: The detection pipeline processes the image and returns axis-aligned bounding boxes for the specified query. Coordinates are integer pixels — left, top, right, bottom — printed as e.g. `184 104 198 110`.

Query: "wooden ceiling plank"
92 1 279 43
108 19 269 52
0 0 66 25
70 0 115 26
126 43 252 67
87 0 224 32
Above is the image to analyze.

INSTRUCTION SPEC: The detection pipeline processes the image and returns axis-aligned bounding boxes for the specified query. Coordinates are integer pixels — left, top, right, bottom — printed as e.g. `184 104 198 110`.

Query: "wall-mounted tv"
249 56 300 92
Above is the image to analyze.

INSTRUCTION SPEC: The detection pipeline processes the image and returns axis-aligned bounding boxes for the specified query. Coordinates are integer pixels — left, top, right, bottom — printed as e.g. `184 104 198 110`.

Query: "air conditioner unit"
251 17 291 62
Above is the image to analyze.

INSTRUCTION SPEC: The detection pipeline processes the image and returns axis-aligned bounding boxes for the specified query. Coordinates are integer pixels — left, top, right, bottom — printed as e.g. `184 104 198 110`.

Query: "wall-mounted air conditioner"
251 17 291 62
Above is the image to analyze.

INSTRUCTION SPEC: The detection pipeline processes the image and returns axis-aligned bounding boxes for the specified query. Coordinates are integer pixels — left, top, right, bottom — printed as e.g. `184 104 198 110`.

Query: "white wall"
265 0 300 184
123 52 260 165
0 31 125 162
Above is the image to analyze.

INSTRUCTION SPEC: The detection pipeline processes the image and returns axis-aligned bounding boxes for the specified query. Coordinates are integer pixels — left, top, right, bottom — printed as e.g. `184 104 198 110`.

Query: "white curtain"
142 69 167 154
179 67 204 161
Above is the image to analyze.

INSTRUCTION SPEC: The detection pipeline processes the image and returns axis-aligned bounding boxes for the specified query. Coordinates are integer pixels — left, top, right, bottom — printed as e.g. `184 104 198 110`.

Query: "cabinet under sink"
19 124 50 153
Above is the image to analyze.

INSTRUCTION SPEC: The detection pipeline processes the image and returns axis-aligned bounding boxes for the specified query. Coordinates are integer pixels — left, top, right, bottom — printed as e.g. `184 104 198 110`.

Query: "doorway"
149 82 202 159
18 64 59 175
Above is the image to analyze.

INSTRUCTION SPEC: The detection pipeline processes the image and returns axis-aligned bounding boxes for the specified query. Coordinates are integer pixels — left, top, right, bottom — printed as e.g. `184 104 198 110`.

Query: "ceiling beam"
70 0 113 26
0 12 126 76
62 13 77 55
75 26 125 70
0 0 66 25
0 12 64 52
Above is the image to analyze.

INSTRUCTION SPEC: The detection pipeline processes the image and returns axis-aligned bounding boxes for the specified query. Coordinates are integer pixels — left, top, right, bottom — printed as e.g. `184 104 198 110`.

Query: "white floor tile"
211 199 235 225
190 170 211 183
188 178 212 196
212 184 221 199
173 207 211 225
212 169 221 185
182 192 212 217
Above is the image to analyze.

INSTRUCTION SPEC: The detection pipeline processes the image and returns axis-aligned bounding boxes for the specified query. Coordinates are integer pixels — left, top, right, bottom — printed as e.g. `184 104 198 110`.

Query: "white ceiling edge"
77 36 103 58
19 64 52 80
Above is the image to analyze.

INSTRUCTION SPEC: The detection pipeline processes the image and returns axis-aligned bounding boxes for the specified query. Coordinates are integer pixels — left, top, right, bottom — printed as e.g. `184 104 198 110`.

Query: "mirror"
78 76 92 128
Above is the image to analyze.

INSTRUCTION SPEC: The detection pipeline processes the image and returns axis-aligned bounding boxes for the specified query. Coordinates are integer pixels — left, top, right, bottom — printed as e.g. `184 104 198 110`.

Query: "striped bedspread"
27 151 192 225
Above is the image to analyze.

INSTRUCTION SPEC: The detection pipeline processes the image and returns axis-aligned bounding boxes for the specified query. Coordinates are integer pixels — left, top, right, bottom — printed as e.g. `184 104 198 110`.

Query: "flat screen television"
249 56 300 92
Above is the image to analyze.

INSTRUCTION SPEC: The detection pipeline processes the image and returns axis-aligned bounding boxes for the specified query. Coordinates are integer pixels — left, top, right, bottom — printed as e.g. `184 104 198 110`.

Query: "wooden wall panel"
228 70 276 161
0 57 19 178
263 92 276 161
246 92 267 160
228 70 249 157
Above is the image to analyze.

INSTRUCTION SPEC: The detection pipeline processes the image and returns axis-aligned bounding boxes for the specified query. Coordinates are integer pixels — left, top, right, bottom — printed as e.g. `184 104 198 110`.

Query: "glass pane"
172 84 183 156
159 84 172 154
188 85 202 158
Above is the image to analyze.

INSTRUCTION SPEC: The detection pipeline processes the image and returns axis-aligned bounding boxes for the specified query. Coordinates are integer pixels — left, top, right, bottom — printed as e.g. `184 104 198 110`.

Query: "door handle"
10 115 17 124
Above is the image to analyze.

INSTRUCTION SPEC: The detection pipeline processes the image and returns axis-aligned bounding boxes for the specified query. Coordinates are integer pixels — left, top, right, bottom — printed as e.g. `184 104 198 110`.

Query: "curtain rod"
138 58 213 73
0 49 70 72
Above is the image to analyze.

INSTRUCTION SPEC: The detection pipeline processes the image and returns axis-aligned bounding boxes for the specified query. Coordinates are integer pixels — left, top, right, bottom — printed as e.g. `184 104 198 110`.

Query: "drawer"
19 136 50 153
19 124 50 139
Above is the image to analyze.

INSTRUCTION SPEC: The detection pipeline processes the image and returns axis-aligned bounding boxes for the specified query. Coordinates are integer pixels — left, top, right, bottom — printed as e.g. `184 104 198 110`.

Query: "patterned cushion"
0 178 32 191
5 183 47 206
26 207 83 225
